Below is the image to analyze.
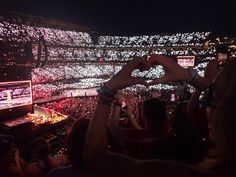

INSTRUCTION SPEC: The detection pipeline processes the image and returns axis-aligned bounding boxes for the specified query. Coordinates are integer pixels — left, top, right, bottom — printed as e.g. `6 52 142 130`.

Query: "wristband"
97 83 117 106
97 83 117 99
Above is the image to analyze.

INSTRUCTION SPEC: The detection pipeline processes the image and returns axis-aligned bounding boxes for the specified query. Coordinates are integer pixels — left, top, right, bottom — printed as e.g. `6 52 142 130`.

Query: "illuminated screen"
0 80 33 111
177 56 195 68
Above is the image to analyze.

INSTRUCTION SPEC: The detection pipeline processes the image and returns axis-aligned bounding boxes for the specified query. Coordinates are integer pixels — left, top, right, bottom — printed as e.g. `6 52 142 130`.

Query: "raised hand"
146 54 190 85
107 57 150 90
107 55 191 90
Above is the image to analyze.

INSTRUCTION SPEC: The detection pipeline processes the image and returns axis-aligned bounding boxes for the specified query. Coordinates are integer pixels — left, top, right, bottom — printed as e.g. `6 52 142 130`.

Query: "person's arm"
84 95 141 177
83 56 208 177
109 98 143 147
147 55 211 90
11 149 24 177
124 101 143 130
109 104 125 146
186 90 202 117
186 60 219 137
185 90 205 140
83 58 148 176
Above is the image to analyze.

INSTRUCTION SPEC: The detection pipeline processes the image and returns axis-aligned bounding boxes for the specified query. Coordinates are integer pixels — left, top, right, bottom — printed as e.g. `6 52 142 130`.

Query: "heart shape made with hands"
109 55 187 90
129 56 187 87
132 61 158 87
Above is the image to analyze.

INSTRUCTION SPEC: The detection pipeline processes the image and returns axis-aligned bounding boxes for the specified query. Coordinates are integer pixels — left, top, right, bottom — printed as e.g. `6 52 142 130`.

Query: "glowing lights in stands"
0 21 92 46
97 32 211 47
31 30 212 100
0 19 215 100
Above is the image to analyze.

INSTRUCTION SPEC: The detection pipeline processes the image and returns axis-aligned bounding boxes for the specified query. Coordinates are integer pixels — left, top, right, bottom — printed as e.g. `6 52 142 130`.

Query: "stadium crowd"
1 10 236 177
1 18 217 99
41 97 98 120
2 51 236 177
0 21 92 46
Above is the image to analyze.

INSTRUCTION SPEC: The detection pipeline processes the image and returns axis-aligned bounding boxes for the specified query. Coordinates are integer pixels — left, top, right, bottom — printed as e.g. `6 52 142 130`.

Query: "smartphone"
145 55 151 62
121 101 127 108
170 93 176 102
217 53 228 68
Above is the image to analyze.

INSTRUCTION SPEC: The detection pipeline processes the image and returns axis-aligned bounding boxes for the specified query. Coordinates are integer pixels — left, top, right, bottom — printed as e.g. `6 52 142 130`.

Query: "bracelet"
187 68 200 85
97 83 117 106
97 83 117 99
104 83 118 95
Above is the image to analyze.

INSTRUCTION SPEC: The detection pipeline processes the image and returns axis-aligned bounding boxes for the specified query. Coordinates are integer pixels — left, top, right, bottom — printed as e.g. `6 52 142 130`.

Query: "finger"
147 76 170 85
129 77 148 86
126 57 150 72
139 57 151 70
137 61 150 72
148 55 176 68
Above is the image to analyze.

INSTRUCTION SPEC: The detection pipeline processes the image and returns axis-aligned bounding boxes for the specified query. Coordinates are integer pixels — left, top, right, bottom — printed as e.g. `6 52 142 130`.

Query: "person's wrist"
97 83 118 106
98 86 117 98
106 80 120 91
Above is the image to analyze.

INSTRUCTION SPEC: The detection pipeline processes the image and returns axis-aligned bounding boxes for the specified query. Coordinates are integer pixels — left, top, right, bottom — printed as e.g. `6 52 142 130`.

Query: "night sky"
0 0 235 36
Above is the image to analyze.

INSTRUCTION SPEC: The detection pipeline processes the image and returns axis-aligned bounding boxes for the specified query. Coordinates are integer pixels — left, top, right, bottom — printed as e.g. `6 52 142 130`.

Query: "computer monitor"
0 80 33 121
